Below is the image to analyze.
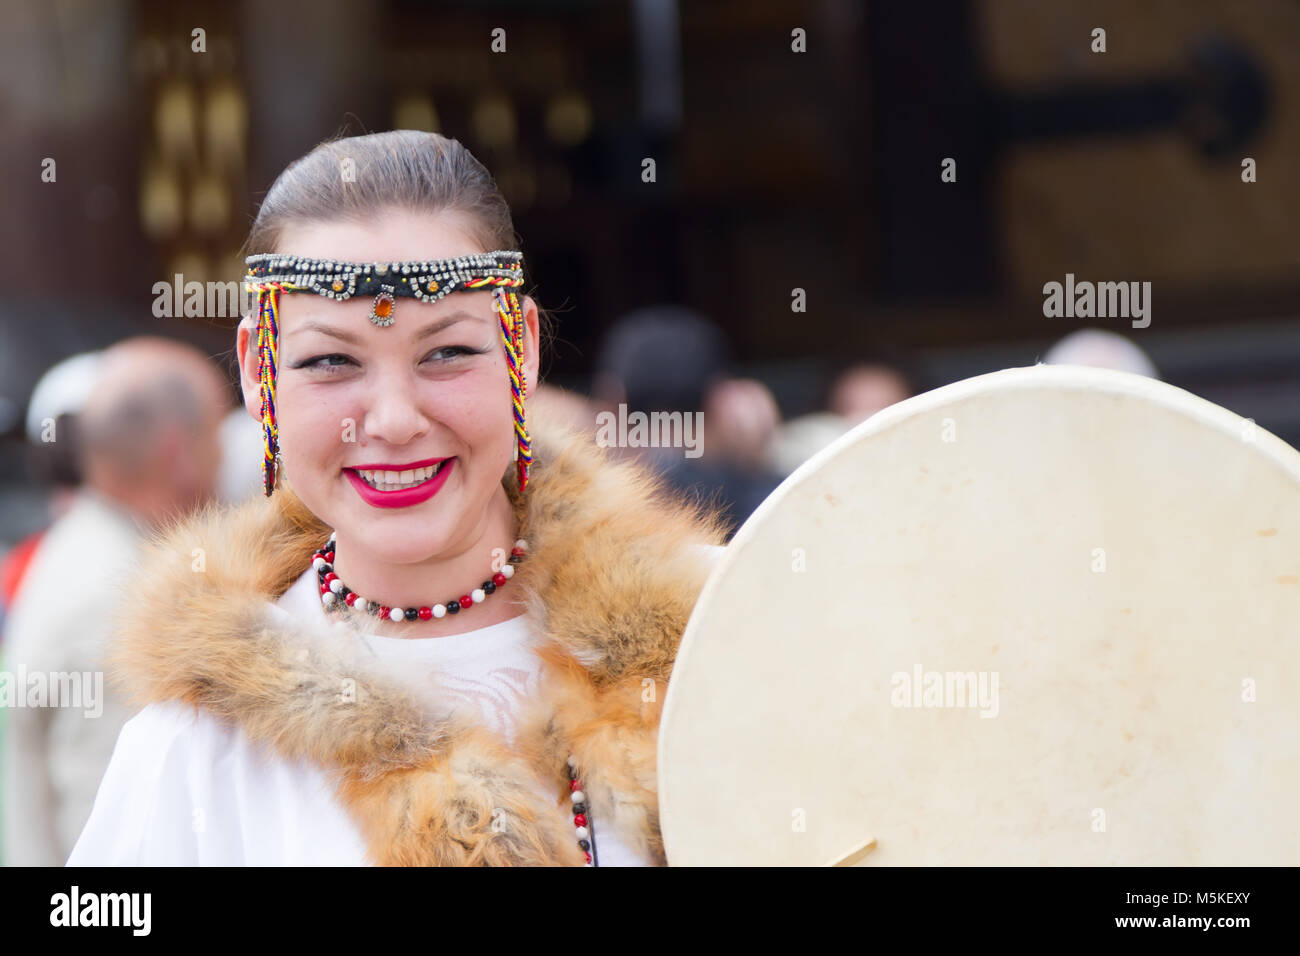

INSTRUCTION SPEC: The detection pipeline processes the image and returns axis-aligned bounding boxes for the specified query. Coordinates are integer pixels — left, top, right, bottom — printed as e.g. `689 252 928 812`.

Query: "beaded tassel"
255 283 282 497
492 287 532 492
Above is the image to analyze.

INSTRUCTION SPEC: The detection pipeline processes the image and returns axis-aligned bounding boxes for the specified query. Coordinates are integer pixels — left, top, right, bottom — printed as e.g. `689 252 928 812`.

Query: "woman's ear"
235 315 263 421
521 295 542 398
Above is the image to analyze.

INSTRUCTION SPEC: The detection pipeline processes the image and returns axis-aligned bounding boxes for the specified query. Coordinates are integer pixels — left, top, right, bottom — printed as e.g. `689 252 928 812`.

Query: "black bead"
340 587 350 597
508 555 522 564
573 803 586 814
404 608 418 621
317 563 332 575
568 766 578 779
578 839 590 851
483 581 496 594
446 601 460 614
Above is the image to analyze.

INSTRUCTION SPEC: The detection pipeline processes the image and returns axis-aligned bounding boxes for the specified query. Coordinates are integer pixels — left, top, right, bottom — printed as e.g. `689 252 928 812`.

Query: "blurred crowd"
0 306 1158 866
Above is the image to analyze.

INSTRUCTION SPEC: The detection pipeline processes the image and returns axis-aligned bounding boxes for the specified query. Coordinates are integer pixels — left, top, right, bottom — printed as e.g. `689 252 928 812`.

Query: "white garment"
67 564 658 866
2 488 143 866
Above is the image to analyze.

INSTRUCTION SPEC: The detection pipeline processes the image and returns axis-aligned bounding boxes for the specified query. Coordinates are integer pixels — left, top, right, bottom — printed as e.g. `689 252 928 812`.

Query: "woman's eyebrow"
287 310 484 345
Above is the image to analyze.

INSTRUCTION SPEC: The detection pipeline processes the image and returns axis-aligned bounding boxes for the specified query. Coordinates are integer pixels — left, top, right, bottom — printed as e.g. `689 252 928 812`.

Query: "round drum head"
659 365 1300 865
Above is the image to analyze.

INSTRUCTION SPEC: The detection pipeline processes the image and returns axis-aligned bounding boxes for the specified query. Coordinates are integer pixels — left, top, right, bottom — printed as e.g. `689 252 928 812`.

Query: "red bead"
378 605 390 618
584 851 592 863
324 572 338 584
459 595 473 609
492 572 507 587
325 550 335 562
319 584 329 595
418 607 432 620
511 547 525 558
345 593 357 606
570 780 581 791
573 813 587 827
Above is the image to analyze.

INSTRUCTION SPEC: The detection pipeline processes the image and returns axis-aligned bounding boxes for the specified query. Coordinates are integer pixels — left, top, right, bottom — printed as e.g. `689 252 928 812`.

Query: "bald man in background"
2 337 229 865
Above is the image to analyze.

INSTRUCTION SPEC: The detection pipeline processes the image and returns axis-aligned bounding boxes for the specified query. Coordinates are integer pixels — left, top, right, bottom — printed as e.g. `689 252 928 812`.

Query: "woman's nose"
361 373 432 446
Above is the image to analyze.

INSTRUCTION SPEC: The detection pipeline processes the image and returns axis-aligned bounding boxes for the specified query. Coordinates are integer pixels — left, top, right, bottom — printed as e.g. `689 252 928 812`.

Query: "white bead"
321 592 336 606
432 604 447 618
353 598 366 612
330 579 345 594
389 607 404 622
574 826 589 840
471 588 486 603
567 754 578 767
515 539 527 551
312 556 325 569
570 790 585 804
501 564 514 579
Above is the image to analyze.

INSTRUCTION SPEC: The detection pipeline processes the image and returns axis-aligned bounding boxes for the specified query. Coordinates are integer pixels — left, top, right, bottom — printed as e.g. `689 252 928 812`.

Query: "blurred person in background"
1042 328 1160 379
592 305 775 534
0 352 103 630
695 377 785 535
767 354 916 477
829 362 915 424
2 336 229 865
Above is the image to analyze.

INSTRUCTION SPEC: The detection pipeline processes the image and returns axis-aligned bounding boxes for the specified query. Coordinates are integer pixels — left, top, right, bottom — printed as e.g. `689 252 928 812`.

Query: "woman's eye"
425 346 476 363
301 353 353 372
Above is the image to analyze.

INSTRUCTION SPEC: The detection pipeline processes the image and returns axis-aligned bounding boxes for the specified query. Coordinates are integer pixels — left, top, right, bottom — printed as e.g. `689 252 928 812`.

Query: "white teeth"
355 462 443 490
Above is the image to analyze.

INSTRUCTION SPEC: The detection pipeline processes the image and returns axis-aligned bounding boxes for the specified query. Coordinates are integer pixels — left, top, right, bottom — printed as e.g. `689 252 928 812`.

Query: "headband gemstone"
244 249 524 326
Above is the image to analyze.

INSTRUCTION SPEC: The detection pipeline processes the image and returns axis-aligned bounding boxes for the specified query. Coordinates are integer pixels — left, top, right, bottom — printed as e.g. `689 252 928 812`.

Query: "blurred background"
1 0 1299 863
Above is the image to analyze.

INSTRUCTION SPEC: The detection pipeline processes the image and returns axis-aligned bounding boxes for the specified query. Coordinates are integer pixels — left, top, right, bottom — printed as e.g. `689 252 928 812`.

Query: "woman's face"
236 207 540 565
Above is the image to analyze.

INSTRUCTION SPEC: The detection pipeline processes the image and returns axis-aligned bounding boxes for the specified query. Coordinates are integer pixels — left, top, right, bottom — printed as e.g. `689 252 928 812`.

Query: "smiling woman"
67 130 730 868
242 210 536 635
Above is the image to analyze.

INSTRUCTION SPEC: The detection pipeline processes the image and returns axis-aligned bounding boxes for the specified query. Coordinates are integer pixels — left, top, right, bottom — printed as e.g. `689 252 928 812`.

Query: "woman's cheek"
286 385 352 459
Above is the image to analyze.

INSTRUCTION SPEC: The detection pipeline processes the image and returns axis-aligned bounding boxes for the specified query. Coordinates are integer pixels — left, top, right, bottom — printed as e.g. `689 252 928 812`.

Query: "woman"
68 130 730 866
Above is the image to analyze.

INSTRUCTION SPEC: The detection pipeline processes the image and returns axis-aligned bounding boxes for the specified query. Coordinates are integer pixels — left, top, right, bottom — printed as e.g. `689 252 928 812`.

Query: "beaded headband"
244 249 532 498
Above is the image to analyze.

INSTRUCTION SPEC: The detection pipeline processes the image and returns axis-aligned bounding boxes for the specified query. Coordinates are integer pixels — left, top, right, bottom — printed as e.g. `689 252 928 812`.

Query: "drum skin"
659 365 1300 865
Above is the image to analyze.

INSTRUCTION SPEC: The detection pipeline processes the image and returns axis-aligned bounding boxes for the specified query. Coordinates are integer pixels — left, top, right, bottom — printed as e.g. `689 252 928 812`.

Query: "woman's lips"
343 458 455 509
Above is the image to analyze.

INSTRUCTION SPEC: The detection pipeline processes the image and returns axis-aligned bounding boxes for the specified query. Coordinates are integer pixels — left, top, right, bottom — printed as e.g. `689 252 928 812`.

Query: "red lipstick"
343 458 455 509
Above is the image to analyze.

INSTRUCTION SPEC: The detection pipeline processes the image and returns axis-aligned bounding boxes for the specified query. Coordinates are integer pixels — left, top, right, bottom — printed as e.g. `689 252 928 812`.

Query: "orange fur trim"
106 409 729 864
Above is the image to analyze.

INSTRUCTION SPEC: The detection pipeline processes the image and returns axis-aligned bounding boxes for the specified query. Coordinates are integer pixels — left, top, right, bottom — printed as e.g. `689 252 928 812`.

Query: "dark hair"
596 305 731 413
243 129 553 354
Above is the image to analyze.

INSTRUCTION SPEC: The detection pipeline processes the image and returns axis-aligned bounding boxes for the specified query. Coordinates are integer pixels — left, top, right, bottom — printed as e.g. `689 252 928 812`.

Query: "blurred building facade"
3 0 1300 545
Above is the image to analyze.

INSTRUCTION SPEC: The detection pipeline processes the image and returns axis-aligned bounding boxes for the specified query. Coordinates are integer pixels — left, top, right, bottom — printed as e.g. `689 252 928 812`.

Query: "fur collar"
106 409 729 865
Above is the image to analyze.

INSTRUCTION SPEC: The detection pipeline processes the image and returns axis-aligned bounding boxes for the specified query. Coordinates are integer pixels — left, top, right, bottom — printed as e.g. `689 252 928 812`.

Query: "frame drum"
659 365 1300 865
